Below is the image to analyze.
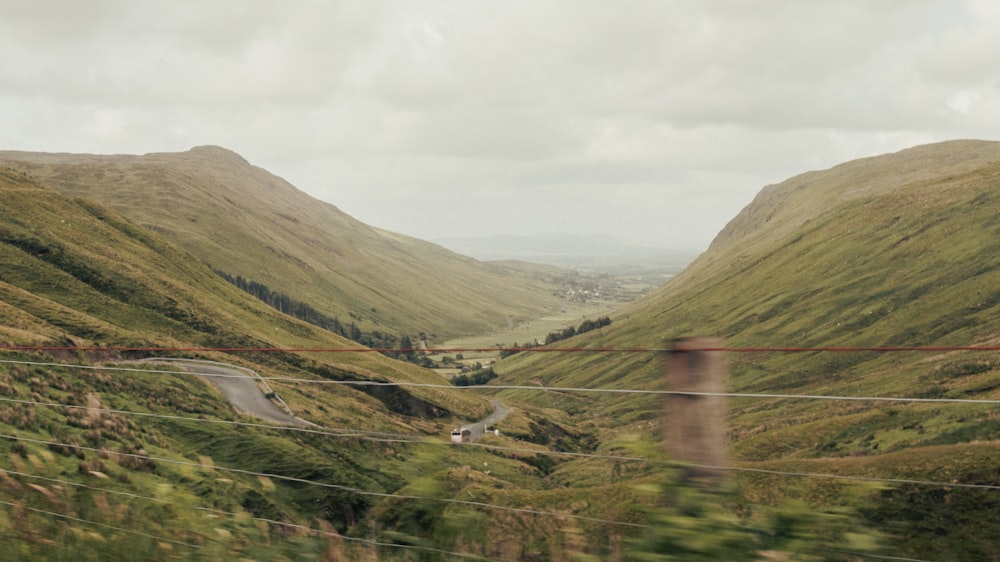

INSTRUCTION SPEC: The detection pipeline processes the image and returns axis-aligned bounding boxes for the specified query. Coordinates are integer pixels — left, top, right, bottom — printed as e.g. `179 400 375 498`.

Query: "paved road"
150 359 311 427
150 359 507 436
466 400 511 442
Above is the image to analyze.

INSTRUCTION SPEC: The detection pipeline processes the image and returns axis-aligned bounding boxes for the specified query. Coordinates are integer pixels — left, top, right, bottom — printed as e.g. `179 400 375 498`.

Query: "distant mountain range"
433 232 700 271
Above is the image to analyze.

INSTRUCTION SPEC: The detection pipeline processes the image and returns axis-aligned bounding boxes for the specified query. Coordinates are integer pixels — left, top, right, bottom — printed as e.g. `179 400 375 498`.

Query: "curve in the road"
465 400 511 442
148 359 312 427
148 359 509 437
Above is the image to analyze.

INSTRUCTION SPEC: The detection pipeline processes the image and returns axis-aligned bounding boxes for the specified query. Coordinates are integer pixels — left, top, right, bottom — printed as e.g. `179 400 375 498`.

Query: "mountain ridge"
0 147 563 341
489 138 1000 558
711 139 1000 253
4 139 1000 558
0 166 489 421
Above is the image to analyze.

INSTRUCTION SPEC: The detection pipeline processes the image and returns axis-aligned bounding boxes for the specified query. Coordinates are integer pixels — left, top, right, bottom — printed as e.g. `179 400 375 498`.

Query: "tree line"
215 270 428 364
544 315 612 344
450 366 496 387
499 316 613 358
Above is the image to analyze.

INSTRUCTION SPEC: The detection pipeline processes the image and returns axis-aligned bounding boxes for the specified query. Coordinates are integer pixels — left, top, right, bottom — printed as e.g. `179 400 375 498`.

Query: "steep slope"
0 171 663 561
2 167 566 558
673 138 1000 294
0 146 561 340
0 165 490 426
498 139 1000 414
5 139 999 559
491 139 1000 559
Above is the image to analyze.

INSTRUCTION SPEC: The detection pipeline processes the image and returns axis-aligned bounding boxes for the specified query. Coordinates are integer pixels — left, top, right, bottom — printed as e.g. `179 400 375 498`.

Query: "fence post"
665 336 727 482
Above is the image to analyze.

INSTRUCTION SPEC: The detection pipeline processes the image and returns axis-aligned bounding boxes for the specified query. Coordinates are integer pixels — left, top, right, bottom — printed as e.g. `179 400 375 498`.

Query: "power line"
216 513 497 561
0 466 495 561
669 390 1000 405
1 467 168 504
2 448 958 562
0 433 649 529
4 423 998 532
0 393 655 467
0 395 424 443
697 464 1000 491
0 394 647 462
0 402 977 560
15 391 997 491
812 550 936 562
6 358 1000 482
0 499 202 549
3 344 1000 354
3 349 997 557
0 469 946 562
4 358 1000 404
5 392 996 493
0 455 948 562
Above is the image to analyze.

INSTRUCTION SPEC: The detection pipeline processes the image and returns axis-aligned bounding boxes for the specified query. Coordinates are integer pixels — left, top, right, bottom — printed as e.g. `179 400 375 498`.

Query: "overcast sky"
2 1 998 252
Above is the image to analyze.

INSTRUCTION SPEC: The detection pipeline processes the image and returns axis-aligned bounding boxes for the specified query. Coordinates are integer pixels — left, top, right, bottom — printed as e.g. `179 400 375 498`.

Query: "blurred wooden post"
665 336 727 482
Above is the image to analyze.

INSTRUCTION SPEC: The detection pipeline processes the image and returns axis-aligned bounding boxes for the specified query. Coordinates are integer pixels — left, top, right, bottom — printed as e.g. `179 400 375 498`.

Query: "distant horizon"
432 230 703 254
431 231 702 271
4 2 998 251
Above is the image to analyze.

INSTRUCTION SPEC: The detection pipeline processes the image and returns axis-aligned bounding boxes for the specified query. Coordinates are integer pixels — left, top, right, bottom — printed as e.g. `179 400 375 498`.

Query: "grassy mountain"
491 139 1000 559
0 163 516 422
0 146 562 340
0 168 534 559
4 139 1000 559
0 165 668 560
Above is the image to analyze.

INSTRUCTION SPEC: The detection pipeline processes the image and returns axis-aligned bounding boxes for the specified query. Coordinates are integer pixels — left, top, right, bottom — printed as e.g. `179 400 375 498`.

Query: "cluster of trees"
498 316 613 359
215 270 429 365
450 366 496 386
544 315 612 344
216 270 351 333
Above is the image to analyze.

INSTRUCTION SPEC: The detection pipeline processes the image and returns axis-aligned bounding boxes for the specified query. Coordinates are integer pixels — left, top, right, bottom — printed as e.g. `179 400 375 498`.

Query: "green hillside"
0 165 488 416
0 146 562 340
0 169 533 559
1 166 691 561
491 139 1000 560
4 139 1000 560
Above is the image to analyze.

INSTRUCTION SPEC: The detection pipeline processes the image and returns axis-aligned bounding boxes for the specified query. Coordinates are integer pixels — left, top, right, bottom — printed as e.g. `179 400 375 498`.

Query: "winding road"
148 359 509 438
465 400 511 442
148 359 311 427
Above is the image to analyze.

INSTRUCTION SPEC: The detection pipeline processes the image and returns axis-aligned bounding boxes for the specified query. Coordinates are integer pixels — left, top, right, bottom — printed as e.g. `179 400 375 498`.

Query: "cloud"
2 0 999 251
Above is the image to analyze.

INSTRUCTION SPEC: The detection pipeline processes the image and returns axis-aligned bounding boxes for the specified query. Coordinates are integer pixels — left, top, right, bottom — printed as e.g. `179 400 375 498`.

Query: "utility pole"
665 336 727 482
